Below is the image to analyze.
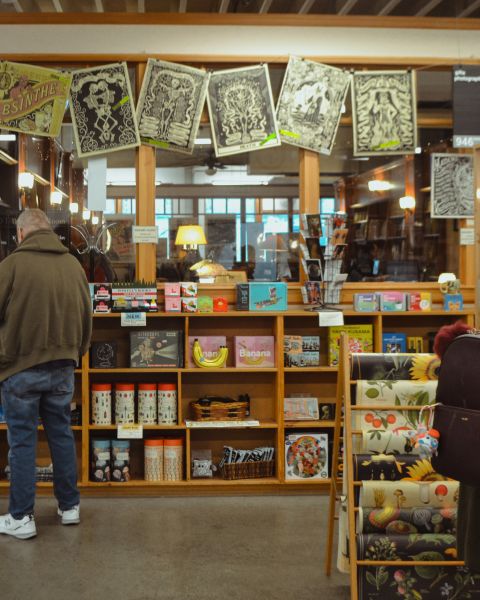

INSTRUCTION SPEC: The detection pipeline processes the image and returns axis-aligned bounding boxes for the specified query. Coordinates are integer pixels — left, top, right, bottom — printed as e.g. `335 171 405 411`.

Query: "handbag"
432 403 480 485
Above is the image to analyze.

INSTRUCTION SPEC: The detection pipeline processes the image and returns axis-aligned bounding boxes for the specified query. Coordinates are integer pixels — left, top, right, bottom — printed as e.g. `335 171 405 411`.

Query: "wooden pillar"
459 149 475 286
474 146 480 324
18 133 27 209
299 148 320 214
135 62 156 282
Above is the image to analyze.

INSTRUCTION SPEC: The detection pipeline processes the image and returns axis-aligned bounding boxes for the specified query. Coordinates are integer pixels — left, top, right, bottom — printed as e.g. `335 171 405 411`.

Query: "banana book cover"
130 330 183 368
188 336 227 368
234 336 275 368
328 325 373 366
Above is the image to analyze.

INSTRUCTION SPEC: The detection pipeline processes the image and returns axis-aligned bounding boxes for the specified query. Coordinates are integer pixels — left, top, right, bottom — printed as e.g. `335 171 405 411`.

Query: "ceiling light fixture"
368 180 393 192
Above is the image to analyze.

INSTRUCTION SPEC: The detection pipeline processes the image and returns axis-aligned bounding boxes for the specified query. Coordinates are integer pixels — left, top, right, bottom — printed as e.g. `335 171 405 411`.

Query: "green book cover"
328 325 373 366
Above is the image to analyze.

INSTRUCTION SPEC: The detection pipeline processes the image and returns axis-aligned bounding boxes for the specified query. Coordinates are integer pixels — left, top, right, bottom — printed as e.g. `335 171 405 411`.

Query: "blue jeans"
1 361 80 519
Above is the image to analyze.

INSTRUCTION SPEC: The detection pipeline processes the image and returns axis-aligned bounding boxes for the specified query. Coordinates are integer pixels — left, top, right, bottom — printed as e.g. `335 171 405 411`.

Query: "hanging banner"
453 65 480 148
0 61 71 138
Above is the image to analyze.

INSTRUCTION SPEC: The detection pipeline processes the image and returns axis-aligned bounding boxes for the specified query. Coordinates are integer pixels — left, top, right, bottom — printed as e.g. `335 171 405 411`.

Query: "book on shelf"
408 292 432 311
378 291 407 311
407 336 424 353
130 330 183 368
283 397 320 420
284 335 320 367
328 325 373 366
382 333 407 353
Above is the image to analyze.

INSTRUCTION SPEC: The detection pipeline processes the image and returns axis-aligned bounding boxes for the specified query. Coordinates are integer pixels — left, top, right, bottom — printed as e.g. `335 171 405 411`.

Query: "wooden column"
474 146 480 325
135 62 156 282
299 148 320 214
459 149 475 286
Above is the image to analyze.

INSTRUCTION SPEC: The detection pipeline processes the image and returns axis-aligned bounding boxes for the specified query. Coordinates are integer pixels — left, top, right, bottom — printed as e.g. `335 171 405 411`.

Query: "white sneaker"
57 505 80 525
0 513 37 539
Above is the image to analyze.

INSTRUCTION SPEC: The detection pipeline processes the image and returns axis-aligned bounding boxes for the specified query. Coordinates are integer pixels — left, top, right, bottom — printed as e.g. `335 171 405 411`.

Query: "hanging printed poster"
207 64 280 157
136 59 210 154
69 62 140 158
351 353 440 381
352 70 417 156
360 480 459 509
358 506 457 534
431 153 474 218
276 56 351 155
0 61 71 137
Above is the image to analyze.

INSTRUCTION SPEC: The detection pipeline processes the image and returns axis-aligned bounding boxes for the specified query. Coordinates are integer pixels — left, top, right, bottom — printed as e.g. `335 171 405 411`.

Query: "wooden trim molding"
1 13 480 30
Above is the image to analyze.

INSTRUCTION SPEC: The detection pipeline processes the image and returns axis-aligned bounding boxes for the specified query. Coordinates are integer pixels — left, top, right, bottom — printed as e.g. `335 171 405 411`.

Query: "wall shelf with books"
0 307 474 496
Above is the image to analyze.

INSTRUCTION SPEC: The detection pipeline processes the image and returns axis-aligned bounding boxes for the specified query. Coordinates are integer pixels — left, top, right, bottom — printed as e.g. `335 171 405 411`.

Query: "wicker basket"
220 460 275 480
191 399 248 421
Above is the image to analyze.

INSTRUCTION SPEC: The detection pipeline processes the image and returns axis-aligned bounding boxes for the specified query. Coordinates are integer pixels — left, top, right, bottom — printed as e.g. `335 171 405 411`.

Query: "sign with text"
318 311 344 327
117 424 143 439
460 228 474 245
121 312 146 327
132 226 158 244
453 65 480 148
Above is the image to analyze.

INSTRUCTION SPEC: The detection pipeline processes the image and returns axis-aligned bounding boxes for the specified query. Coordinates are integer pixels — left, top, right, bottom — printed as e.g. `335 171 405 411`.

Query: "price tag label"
121 312 146 327
117 424 143 439
460 228 474 246
132 226 158 244
318 310 344 327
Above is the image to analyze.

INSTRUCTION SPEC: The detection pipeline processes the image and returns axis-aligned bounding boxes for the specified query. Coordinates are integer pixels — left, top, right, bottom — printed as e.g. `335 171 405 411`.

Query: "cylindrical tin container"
115 383 135 424
163 438 183 481
91 383 112 425
158 383 177 425
138 383 157 425
144 439 164 481
91 439 111 482
111 440 131 482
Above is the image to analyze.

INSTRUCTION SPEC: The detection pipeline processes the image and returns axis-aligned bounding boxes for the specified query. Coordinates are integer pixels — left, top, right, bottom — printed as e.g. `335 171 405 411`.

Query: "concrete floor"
0 495 349 600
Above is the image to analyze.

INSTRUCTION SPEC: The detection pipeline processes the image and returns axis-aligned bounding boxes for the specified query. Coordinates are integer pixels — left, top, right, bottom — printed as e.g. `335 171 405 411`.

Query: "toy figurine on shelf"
408 404 440 460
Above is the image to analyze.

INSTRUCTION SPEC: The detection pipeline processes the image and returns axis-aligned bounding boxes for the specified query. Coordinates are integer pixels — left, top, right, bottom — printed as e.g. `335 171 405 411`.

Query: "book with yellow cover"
328 324 373 366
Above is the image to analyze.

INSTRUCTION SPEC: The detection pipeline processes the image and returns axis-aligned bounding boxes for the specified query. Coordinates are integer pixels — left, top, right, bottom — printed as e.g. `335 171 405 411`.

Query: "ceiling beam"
458 0 480 17
297 0 315 14
415 0 443 17
178 0 187 11
259 0 273 13
377 0 403 16
94 0 104 12
337 0 359 15
218 0 229 12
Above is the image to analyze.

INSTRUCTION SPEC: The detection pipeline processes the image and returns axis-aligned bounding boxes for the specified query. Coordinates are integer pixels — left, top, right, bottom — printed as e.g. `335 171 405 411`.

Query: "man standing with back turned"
0 209 92 539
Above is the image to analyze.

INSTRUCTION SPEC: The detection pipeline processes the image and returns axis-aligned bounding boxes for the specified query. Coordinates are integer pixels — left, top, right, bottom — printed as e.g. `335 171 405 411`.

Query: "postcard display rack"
0 305 474 496
325 336 480 600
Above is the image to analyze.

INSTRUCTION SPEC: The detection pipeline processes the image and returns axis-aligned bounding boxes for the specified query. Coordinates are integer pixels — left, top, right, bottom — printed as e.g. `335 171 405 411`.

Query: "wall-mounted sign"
453 65 480 148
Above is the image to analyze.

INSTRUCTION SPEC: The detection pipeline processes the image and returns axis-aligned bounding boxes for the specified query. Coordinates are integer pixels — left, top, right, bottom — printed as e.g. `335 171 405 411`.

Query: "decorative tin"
144 439 164 481
138 383 157 424
111 440 131 482
158 383 177 425
115 383 135 424
163 438 183 481
91 383 112 425
91 439 111 482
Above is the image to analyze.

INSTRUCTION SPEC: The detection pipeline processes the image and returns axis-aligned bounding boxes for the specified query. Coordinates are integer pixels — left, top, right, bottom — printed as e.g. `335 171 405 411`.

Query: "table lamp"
175 225 207 250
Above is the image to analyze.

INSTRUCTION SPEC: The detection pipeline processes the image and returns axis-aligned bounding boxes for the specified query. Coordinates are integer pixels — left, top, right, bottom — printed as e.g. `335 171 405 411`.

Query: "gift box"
378 291 407 312
181 282 198 297
182 298 198 313
188 336 227 368
197 296 213 313
165 297 181 312
213 297 228 312
408 292 432 311
444 293 464 311
164 283 181 297
354 293 378 312
234 336 275 368
248 282 287 311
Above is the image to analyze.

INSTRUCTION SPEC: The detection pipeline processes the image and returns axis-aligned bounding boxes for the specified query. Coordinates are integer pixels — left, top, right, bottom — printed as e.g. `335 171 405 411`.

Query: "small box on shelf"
285 433 329 480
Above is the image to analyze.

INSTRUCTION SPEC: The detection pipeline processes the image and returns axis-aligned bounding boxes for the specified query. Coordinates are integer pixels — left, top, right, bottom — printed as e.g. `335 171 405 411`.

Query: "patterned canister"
91 383 112 425
111 440 130 482
115 383 135 424
138 383 157 425
91 439 111 482
163 438 183 481
144 439 164 481
158 383 177 425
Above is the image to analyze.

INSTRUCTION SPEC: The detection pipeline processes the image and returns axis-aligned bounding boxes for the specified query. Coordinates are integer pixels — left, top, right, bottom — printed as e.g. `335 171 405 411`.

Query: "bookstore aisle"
0 496 350 600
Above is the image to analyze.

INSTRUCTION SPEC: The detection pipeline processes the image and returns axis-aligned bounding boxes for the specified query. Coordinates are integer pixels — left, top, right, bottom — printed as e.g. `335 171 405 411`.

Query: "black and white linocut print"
136 59 210 154
276 56 351 155
431 153 474 218
352 70 417 156
70 62 140 158
207 64 280 158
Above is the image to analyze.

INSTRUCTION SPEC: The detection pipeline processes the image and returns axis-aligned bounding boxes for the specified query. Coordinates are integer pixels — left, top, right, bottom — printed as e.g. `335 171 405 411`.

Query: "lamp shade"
175 225 207 247
438 273 456 284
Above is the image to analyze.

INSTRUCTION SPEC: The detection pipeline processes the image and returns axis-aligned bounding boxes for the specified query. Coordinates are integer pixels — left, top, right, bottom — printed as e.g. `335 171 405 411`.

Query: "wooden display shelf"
284 478 331 485
89 368 180 373
0 481 53 488
284 420 336 428
284 366 338 372
0 424 82 431
182 367 278 373
186 420 278 429
88 424 185 430
85 477 280 487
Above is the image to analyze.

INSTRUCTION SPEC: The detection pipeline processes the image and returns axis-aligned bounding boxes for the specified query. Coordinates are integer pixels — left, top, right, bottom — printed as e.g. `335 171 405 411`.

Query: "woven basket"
191 399 248 421
220 460 275 480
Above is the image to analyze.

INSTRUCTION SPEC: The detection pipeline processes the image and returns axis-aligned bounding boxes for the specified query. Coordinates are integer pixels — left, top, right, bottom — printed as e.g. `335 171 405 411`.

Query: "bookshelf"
0 306 474 496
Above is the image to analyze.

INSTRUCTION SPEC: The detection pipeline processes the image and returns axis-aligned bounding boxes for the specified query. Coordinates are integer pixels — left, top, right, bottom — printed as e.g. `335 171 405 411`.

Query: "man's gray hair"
17 209 52 234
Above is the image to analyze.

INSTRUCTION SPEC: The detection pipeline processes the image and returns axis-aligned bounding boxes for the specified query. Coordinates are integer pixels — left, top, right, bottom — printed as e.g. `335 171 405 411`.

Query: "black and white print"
70 62 140 158
207 64 280 157
431 153 474 218
276 56 351 155
136 59 209 154
352 70 417 156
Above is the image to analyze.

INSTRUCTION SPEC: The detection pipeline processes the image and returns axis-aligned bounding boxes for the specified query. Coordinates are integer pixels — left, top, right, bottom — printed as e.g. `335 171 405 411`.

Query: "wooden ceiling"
1 0 480 18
